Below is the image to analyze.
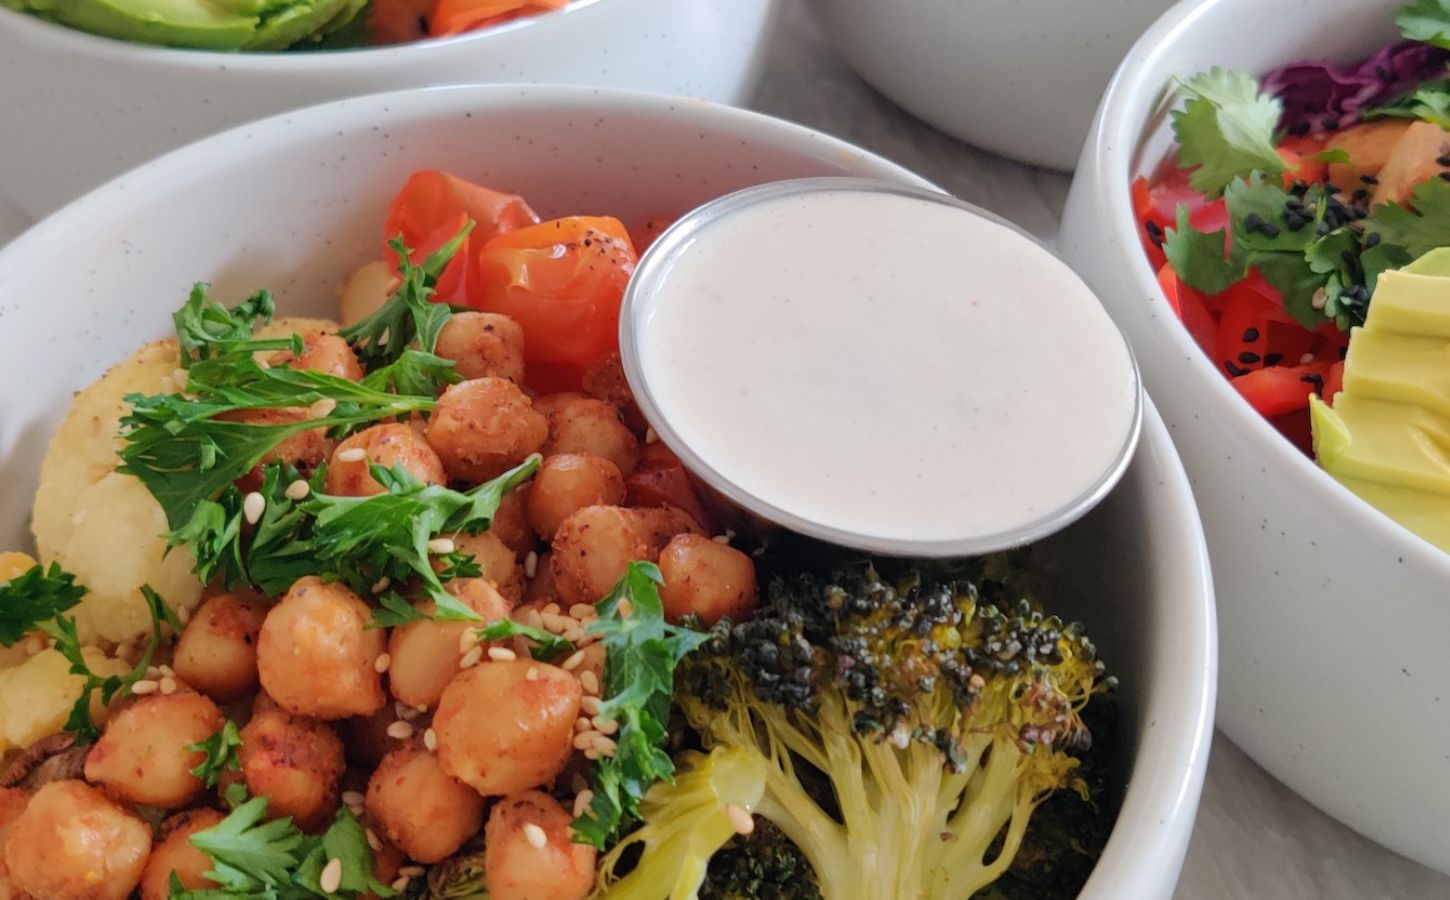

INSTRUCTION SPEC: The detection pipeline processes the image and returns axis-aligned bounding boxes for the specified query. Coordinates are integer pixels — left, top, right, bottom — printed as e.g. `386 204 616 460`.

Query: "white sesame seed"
242 492 265 525
320 857 343 894
542 602 562 615
415 704 428 713
575 716 593 733
522 823 548 850
712 534 730 544
459 646 484 669
177 605 192 625
523 551 539 579
341 790 365 807
397 866 425 877
391 876 411 892
1300 352 1316 364
580 696 602 716
591 735 617 757
424 728 438 752
583 747 599 761
561 627 586 643
568 604 595 619
309 397 338 419
540 612 570 633
131 679 159 696
386 721 414 740
336 447 367 463
159 664 175 678
145 666 162 680
645 427 659 444
365 828 382 852
487 647 517 662
394 701 410 719
257 358 271 370
617 598 633 618
374 653 391 674
519 608 544 629
573 789 594 818
459 629 481 654
725 804 755 836
525 666 539 681
159 676 178 695
371 576 391 594
574 730 600 750
592 716 618 736
427 537 456 555
579 671 600 695
400 705 421 721
285 479 311 501
561 650 586 671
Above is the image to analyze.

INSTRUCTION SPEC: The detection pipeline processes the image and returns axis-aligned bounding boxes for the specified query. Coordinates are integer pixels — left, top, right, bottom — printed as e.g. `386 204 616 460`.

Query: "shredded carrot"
428 0 568 37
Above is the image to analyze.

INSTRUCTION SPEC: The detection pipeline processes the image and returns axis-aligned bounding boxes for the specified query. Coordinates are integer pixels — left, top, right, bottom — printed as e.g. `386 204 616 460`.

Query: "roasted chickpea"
240 709 345 833
388 579 511 709
435 312 526 383
484 791 596 900
84 689 224 808
226 407 331 488
548 506 649 607
257 576 387 719
490 486 538 557
4 780 150 900
325 423 447 498
366 742 483 863
172 592 268 702
581 352 646 433
343 705 409 770
139 809 225 900
435 660 581 796
270 331 364 381
453 531 523 605
339 260 397 328
527 454 626 540
658 534 759 625
530 392 588 424
542 398 640 476
0 787 28 900
630 506 704 557
426 378 548 483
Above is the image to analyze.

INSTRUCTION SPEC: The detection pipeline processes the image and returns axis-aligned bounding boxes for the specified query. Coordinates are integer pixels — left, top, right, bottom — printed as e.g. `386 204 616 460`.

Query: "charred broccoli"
699 820 823 900
649 560 1113 900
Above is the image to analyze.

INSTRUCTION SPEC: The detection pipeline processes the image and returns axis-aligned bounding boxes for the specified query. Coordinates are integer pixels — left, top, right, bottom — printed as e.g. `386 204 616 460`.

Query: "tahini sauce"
633 186 1136 546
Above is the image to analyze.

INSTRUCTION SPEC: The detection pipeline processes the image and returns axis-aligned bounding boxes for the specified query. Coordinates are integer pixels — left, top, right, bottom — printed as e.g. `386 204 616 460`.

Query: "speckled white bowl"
0 84 1215 897
0 0 778 219
804 0 1177 170
1059 0 1450 872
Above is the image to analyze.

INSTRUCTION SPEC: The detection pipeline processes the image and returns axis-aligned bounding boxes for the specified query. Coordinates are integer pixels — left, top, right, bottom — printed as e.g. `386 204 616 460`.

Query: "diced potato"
339 260 396 328
1326 120 1412 188
0 552 36 582
0 648 128 753
1372 120 1450 206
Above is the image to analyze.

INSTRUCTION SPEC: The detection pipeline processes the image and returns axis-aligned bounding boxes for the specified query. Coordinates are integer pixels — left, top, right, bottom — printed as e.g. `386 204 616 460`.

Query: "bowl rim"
1082 0 1450 581
0 82 1217 897
0 0 607 66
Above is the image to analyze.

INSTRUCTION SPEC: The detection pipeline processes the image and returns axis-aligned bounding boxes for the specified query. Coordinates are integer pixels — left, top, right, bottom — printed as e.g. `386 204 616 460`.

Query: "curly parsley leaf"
0 562 86 647
294 806 396 898
1398 0 1450 49
173 284 296 368
1172 68 1287 198
1364 176 1450 257
475 617 574 661
188 720 243 788
572 561 708 848
39 585 179 743
340 223 473 370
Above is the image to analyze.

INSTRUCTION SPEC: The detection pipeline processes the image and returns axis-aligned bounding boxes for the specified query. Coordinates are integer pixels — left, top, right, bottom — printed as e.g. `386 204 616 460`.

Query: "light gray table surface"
1 3 1447 898
755 4 1450 900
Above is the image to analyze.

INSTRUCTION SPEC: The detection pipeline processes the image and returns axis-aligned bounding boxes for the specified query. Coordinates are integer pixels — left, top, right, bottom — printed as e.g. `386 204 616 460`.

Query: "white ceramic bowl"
0 84 1215 898
1059 0 1450 872
0 0 778 219
804 0 1176 171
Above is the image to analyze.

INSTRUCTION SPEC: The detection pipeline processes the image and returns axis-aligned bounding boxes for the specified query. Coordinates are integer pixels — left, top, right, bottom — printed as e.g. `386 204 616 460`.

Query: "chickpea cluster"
0 310 759 900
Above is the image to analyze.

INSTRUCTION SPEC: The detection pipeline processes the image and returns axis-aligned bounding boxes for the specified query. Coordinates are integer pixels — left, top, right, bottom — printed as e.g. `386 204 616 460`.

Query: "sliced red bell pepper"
1231 359 1335 417
1157 264 1218 358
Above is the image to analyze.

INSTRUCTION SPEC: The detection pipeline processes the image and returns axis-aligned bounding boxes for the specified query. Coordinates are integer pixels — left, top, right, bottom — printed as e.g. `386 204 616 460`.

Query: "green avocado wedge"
5 0 367 51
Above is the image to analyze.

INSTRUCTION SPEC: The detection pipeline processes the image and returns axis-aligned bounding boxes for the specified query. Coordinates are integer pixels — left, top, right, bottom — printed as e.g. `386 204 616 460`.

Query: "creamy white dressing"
627 183 1137 551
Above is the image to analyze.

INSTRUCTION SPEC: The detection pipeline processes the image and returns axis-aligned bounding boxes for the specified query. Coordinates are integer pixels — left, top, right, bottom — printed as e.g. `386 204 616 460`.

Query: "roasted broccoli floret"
699 820 823 900
659 560 1112 900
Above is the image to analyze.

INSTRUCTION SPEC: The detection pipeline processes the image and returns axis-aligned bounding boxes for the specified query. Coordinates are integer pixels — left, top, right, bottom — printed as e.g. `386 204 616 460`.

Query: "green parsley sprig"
0 562 86 647
340 224 473 369
39 584 181 743
172 284 298 368
188 720 243 788
571 562 708 848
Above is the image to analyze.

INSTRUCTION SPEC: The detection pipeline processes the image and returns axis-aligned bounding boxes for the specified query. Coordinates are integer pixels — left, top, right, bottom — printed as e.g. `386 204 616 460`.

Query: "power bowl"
1058 0 1450 872
803 0 1176 171
0 84 1215 898
0 0 778 219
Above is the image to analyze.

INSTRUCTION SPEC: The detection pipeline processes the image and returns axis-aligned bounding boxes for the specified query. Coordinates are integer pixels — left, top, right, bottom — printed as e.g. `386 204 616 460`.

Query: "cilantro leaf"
1250 251 1331 328
188 721 243 788
1398 0 1450 49
1171 68 1287 197
38 585 178 743
1362 81 1450 129
572 562 708 848
475 618 574 661
1162 206 1244 294
340 223 473 371
294 807 396 898
173 284 295 368
0 562 86 647
1364 176 1450 257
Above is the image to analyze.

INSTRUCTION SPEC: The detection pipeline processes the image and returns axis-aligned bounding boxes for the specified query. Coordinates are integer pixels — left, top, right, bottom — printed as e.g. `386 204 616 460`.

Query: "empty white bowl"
0 84 1214 897
804 0 1176 170
0 0 778 218
1059 0 1450 872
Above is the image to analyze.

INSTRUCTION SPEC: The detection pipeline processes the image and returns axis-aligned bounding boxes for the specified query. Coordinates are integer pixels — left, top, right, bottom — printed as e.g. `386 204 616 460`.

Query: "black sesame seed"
1365 232 1381 248
1323 117 1341 131
1264 352 1284 366
1291 121 1312 137
1239 351 1262 365
1438 171 1450 181
1242 327 1260 343
1316 221 1332 235
1224 361 1248 377
1360 174 1379 185
1244 212 1264 233
1300 373 1326 395
1438 155 1450 167
1260 221 1281 238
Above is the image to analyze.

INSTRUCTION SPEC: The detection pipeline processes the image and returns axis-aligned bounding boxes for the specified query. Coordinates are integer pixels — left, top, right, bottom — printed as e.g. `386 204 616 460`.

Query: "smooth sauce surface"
634 187 1137 546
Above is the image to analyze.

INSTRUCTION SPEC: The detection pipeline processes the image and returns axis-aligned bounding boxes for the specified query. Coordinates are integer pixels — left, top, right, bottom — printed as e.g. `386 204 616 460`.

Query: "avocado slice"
244 0 352 50
9 0 366 51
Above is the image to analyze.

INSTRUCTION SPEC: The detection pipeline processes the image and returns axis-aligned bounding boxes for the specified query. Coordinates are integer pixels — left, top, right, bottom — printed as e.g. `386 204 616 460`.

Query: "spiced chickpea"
4 781 151 900
527 454 626 541
435 312 526 383
548 506 649 607
138 809 225 900
484 791 596 900
657 534 759 625
426 378 548 483
270 331 364 381
257 576 387 719
325 423 447 498
452 531 523 605
172 591 268 702
490 486 538 557
84 689 225 808
541 397 639 476
387 579 512 710
0 787 27 900
365 742 483 863
239 709 345 833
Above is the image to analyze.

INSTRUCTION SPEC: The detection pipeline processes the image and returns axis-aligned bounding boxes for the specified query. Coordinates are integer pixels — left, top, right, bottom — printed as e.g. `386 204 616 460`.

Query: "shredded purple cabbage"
1262 40 1450 134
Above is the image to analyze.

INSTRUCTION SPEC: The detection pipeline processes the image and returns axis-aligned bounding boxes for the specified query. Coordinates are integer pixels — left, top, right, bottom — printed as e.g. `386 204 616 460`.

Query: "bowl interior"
0 84 1214 898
